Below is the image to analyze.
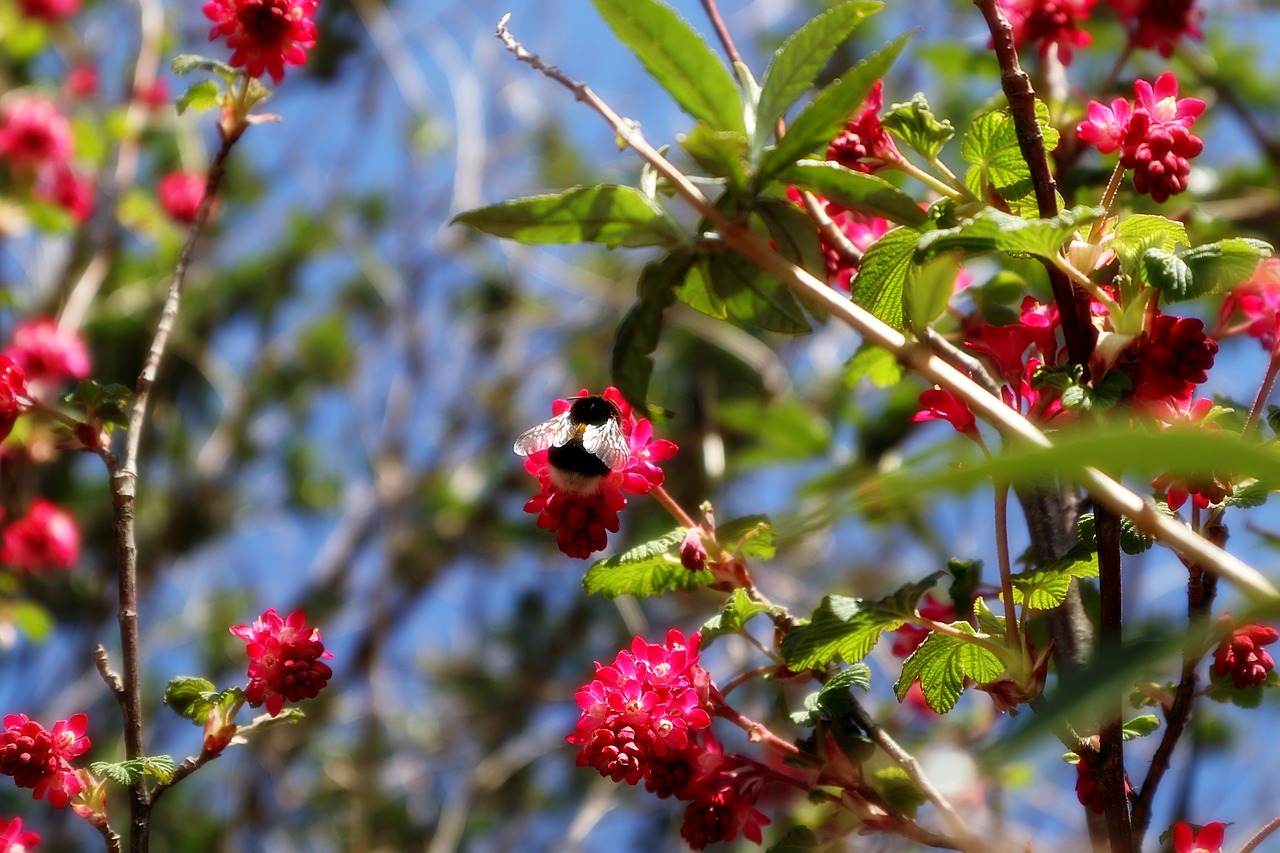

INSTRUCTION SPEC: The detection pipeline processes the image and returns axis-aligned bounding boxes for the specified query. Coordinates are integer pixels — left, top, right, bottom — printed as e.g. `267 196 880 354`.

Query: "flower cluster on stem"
229 608 334 716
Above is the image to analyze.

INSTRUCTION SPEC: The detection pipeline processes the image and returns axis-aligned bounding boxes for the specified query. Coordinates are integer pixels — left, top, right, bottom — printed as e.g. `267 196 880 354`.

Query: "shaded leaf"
844 343 903 388
612 254 687 411
681 122 750 188
709 252 812 333
962 100 1060 210
781 160 929 227
1178 238 1273 296
1006 549 1099 610
452 186 684 249
176 80 221 116
916 206 1100 262
701 588 783 645
1111 214 1187 274
716 515 777 558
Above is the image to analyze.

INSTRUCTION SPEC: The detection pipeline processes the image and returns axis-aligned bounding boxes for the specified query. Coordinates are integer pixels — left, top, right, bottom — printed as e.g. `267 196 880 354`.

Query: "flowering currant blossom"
0 500 80 573
229 608 334 716
202 0 320 85
912 388 977 437
825 81 900 174
998 0 1098 65
1212 621 1278 689
0 816 40 852
1128 313 1216 409
16 0 78 20
157 171 208 224
65 66 99 100
0 357 29 444
0 713 90 808
1217 258 1280 350
1172 821 1225 853
37 164 94 223
1074 754 1129 814
522 386 676 559
1107 0 1203 57
0 97 72 172
1149 398 1229 511
3 318 91 386
1077 73 1205 202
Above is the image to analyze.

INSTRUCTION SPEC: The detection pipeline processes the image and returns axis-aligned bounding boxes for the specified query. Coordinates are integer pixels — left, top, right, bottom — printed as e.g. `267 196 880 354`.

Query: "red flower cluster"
0 816 40 852
157 171 208 224
16 0 78 20
0 96 94 222
229 608 334 716
888 594 956 658
1172 821 1225 853
1073 754 1129 814
1212 622 1278 689
1217 258 1280 351
1 499 81 573
825 81 900 175
1077 73 1205 202
568 630 769 850
999 0 1098 65
1107 0 1203 57
0 713 90 808
522 386 676 559
1129 313 1217 408
3 318 91 388
0 357 29 444
202 0 320 85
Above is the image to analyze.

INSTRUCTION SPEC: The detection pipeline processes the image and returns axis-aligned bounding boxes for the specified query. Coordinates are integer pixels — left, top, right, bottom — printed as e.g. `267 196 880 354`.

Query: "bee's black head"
569 395 621 426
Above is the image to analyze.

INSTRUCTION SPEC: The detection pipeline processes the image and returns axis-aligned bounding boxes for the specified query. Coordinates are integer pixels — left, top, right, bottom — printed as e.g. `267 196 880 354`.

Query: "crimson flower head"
0 713 90 808
36 164 94 223
912 387 977 436
203 0 319 84
1074 754 1129 814
1108 0 1203 57
1 500 80 573
999 0 1098 65
889 594 955 657
826 81 900 174
0 357 29 444
157 171 207 224
229 608 334 716
1149 398 1229 511
16 0 78 22
4 318 91 386
0 97 72 171
1172 821 1225 853
0 816 40 852
1129 313 1216 409
65 66 99 100
1212 621 1279 689
1218 258 1280 350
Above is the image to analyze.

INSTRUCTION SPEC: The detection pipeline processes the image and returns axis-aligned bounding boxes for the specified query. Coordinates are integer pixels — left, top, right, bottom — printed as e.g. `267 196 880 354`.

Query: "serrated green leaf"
759 33 911 180
852 225 918 330
782 572 945 669
176 80 221 116
905 250 961 332
844 342 903 388
755 198 829 295
709 252 812 333
780 160 929 227
881 93 956 162
592 0 745 134
583 529 712 598
1111 214 1188 275
611 254 685 411
90 755 175 786
916 206 1100 263
873 766 927 813
701 588 781 645
677 260 728 318
1225 480 1270 509
961 100 1060 210
164 676 218 723
1006 550 1099 610
681 123 750 189
1140 248 1195 301
1121 714 1160 740
972 596 1005 638
755 1 882 151
826 662 872 692
171 53 236 77
1178 238 1273 296
716 515 777 558
452 186 684 249
894 623 1004 713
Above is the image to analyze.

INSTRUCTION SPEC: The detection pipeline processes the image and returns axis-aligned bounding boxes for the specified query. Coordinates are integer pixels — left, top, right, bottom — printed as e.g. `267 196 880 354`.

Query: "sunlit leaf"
882 93 955 162
852 225 918 330
583 529 712 598
452 186 685 249
894 622 1004 713
781 160 929 227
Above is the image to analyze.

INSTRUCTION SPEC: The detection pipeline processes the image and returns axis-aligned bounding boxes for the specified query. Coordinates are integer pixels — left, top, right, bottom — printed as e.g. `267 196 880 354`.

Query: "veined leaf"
612 254 687 410
852 225 919 330
592 0 745 135
1140 248 1195 301
701 588 784 645
677 260 728 319
962 100 1060 212
709 252 812 333
882 93 955 162
1006 549 1099 610
681 122 750 189
452 185 684 249
916 206 1100 263
894 623 1004 713
715 515 777 558
781 160 929 227
754 0 883 151
583 529 712 597
1111 214 1188 274
1178 237 1273 296
844 342 903 388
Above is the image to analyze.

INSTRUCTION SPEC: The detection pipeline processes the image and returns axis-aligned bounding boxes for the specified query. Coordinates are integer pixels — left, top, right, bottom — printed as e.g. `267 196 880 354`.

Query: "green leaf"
708 252 812 333
452 186 684 249
171 53 236 78
905 250 961 332
790 663 873 726
719 398 830 463
852 226 918 330
592 0 745 134
1225 480 1270 509
894 623 1004 713
1111 214 1188 275
10 600 53 643
756 197 828 286
612 254 686 411
881 93 956 163
1006 549 1099 610
759 33 912 180
873 766 927 814
64 380 132 427
962 100 1060 211
1121 714 1161 740
1178 238 1273 296
1140 248 1195 302
755 1 882 151
765 825 820 853
90 755 177 786
781 160 929 227
176 80 221 116
844 342 903 388
916 206 1100 263
1079 510 1160 554
164 676 217 723
782 572 945 669
701 588 783 645
716 515 777 559
583 529 712 598
676 260 728 319
681 123 750 189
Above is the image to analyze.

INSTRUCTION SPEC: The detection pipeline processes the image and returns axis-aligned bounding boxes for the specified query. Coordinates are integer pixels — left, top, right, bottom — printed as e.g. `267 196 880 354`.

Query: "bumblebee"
514 395 630 493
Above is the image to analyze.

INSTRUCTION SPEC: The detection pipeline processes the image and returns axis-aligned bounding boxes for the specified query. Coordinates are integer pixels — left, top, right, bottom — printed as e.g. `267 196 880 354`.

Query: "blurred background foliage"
3 0 1280 850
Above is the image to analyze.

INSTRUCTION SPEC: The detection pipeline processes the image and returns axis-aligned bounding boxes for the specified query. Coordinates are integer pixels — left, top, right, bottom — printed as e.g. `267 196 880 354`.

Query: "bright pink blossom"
0 816 40 852
1108 0 1203 57
890 594 955 657
202 0 320 85
1217 258 1280 349
65 66 98 99
0 357 28 444
1 500 80 573
0 713 90 808
1150 398 1229 511
1172 821 1225 853
825 81 900 174
4 319 91 386
999 0 1098 65
16 0 78 21
1212 622 1279 689
37 164 94 223
229 608 334 716
0 98 72 171
912 388 977 436
134 79 170 109
157 171 207 224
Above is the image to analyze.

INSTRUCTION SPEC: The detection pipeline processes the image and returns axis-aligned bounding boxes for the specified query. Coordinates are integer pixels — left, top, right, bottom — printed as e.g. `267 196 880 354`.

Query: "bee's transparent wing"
581 423 631 471
513 412 576 457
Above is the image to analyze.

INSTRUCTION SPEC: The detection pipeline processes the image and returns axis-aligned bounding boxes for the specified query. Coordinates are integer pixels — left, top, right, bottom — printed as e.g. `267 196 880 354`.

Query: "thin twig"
1240 816 1280 853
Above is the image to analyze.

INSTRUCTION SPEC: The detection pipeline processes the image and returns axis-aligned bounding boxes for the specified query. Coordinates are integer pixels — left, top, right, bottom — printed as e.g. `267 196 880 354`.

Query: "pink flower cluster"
0 96 93 223
0 357 29 444
229 608 334 716
1172 821 1224 853
203 0 320 85
0 713 89 808
3 318 91 390
1217 258 1280 352
1107 0 1202 57
157 171 208 224
568 630 769 850
1 499 80 574
825 81 900 175
999 0 1098 65
0 816 40 853
522 386 676 559
1212 621 1278 689
1077 73 1205 202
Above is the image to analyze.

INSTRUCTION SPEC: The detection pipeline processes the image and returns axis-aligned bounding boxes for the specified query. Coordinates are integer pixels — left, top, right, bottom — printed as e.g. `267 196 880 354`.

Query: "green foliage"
701 588 784 645
1078 510 1160 555
781 572 945 669
766 826 820 852
90 755 177 786
1111 214 1188 271
852 225 920 330
1032 364 1130 413
790 664 872 726
706 251 812 332
872 767 926 814
1006 549 1099 610
177 80 221 116
582 529 712 598
592 0 746 135
715 514 778 558
612 253 686 409
882 93 956 163
681 122 750 189
453 186 685 249
64 380 132 429
905 250 962 332
894 621 1004 713
844 343 903 388
781 161 929 227
962 100 1060 213
718 398 830 464
916 206 1100 263
164 677 244 725
1121 714 1161 740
